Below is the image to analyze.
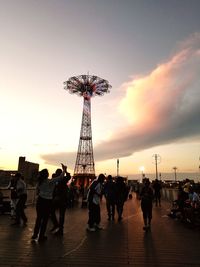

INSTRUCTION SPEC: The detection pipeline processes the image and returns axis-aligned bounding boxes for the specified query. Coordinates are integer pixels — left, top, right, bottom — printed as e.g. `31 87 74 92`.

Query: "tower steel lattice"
64 74 111 186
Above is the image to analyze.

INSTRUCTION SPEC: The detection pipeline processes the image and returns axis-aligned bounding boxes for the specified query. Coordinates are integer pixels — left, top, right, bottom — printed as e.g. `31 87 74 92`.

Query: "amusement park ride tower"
64 75 111 187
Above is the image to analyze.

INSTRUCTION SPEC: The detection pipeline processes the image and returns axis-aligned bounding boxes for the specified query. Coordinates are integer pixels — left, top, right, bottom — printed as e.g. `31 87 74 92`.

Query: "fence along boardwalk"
0 194 200 267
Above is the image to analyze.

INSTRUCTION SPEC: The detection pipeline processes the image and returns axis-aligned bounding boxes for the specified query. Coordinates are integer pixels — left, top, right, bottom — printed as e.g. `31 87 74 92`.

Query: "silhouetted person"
104 175 116 220
87 174 105 231
169 185 188 219
11 173 27 226
50 169 71 236
153 179 162 206
115 176 129 222
31 164 67 242
7 177 18 219
140 178 153 230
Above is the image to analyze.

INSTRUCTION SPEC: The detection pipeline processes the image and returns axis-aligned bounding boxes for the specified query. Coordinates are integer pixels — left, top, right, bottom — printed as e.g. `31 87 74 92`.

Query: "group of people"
86 174 130 231
169 179 200 225
86 175 162 232
7 164 71 242
6 167 163 240
31 164 71 242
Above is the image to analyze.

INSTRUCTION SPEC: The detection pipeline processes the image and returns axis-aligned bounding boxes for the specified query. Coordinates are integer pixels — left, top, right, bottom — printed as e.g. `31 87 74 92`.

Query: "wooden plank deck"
0 194 200 266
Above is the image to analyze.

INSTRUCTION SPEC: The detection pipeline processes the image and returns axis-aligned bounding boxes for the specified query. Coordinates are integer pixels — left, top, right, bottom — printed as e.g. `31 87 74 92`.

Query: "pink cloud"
42 33 200 166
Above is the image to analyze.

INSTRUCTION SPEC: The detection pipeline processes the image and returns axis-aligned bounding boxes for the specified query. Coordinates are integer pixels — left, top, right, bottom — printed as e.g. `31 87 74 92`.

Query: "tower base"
73 173 96 188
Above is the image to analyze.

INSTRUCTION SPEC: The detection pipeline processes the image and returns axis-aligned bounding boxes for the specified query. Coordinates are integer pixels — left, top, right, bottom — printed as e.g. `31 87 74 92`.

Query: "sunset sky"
1 0 200 179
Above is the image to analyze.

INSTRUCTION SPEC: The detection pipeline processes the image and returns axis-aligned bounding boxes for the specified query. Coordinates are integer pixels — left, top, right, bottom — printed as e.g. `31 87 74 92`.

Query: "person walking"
11 173 27 226
104 175 116 221
153 179 162 206
115 176 129 222
31 164 67 242
140 178 154 231
87 173 105 231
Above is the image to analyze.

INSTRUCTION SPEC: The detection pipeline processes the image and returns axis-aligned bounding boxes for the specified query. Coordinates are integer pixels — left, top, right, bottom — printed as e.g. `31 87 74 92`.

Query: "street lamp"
172 166 178 182
139 166 145 179
152 154 161 180
117 158 119 177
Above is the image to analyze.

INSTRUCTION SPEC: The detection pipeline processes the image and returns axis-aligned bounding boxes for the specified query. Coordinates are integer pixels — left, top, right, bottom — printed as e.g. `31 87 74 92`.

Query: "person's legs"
87 202 96 230
13 199 22 224
32 198 43 238
106 199 111 220
141 203 148 229
50 201 59 231
57 205 66 234
155 194 158 206
20 194 27 224
94 204 101 225
38 199 51 241
147 204 152 227
158 194 161 206
111 202 115 220
117 200 124 221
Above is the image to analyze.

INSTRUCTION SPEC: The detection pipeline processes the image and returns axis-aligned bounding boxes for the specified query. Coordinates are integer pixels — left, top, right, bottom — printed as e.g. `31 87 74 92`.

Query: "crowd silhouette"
6 167 198 241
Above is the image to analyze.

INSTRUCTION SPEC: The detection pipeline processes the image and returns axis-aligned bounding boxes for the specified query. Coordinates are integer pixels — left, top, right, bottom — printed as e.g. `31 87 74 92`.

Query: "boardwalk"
0 194 200 267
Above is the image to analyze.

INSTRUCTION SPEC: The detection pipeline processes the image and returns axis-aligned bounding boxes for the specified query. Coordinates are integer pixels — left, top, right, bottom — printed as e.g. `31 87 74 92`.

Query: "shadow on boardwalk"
0 194 200 267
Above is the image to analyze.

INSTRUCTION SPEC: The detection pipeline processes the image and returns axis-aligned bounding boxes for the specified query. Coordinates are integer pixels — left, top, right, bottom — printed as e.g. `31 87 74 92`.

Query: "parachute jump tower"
64 75 111 187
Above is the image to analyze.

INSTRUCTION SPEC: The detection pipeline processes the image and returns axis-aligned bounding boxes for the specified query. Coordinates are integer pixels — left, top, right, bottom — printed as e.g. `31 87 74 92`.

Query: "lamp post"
117 158 119 177
152 154 161 180
139 166 145 180
172 166 178 182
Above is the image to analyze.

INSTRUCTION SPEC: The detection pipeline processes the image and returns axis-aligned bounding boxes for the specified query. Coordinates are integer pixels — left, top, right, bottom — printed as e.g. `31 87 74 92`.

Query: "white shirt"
37 174 64 200
92 182 103 205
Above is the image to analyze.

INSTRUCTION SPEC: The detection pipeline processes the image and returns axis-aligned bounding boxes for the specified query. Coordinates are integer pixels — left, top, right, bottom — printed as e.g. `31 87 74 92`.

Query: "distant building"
0 170 17 187
0 156 39 187
18 156 39 186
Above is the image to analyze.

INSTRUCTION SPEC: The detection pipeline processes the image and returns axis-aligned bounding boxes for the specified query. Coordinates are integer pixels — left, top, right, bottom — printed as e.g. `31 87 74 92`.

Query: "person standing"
11 173 27 226
153 179 162 206
87 174 105 231
7 176 18 219
140 178 154 231
50 169 71 236
31 164 67 242
104 175 116 221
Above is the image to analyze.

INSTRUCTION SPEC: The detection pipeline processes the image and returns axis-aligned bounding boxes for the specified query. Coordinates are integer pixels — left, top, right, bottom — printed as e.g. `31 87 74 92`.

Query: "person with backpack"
86 174 105 232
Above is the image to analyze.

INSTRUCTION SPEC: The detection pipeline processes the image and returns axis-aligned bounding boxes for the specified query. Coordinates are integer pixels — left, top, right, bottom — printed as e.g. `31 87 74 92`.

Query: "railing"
1 187 178 205
0 187 36 205
161 187 178 202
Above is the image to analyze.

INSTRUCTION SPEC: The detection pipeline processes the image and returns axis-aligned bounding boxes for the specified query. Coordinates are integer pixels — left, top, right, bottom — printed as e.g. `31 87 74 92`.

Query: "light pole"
172 166 178 182
139 166 145 180
117 158 119 177
152 154 161 180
